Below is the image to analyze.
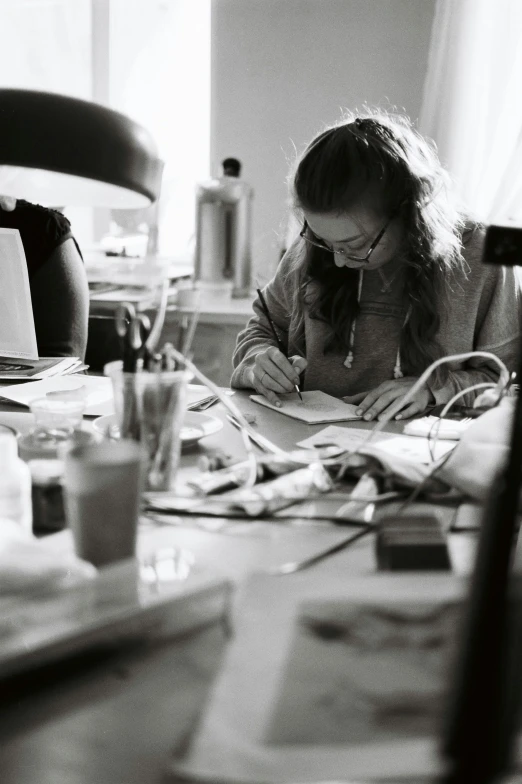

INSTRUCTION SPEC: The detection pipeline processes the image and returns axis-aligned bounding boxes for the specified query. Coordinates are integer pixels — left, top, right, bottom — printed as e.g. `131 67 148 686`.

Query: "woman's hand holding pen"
249 347 307 407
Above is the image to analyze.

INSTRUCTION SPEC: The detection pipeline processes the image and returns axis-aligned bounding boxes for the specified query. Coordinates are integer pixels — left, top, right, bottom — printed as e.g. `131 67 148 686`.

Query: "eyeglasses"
299 217 393 262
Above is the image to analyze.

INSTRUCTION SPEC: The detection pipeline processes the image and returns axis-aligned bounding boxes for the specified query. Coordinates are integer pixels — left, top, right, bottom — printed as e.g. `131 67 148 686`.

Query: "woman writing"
231 112 520 420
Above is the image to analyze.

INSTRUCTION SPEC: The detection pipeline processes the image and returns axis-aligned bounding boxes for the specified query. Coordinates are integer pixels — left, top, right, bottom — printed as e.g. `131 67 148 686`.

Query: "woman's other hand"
354 377 433 421
249 347 307 407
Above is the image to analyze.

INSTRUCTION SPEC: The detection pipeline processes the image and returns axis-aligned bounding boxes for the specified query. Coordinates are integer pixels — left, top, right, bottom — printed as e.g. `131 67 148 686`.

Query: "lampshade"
0 89 163 208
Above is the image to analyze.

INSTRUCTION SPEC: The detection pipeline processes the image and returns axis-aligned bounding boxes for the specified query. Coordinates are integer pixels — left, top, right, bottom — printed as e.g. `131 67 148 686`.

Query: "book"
170 571 466 783
250 390 362 424
297 425 456 463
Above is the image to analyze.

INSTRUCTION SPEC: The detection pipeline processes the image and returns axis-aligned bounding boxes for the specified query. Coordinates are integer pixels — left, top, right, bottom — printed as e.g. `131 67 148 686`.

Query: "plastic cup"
63 440 146 567
104 360 191 491
18 397 91 461
29 397 85 441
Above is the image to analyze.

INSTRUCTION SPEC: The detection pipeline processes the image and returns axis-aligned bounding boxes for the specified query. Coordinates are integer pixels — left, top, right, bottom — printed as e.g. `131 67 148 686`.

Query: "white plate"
92 411 223 448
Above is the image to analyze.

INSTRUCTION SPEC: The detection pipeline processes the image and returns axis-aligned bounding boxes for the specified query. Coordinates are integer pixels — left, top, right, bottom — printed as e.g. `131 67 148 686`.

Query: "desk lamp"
0 88 163 207
441 222 522 783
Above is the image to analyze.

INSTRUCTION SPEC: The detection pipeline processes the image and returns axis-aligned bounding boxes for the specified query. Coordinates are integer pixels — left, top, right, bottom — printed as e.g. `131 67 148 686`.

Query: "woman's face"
303 205 404 271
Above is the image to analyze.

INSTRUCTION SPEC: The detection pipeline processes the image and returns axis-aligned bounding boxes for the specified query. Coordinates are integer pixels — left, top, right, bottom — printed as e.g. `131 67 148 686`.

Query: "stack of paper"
0 357 84 381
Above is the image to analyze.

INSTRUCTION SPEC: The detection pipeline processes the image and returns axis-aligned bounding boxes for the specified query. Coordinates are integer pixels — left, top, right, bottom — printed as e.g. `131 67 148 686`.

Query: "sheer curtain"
109 0 211 260
0 0 91 97
419 0 522 223
0 0 211 257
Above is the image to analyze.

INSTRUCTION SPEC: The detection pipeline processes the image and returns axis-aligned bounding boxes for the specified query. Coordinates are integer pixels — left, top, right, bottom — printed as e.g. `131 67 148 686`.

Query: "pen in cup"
255 287 303 401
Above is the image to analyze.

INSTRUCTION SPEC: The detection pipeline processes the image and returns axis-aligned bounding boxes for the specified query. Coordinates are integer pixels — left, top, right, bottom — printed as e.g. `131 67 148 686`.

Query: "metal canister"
194 157 253 297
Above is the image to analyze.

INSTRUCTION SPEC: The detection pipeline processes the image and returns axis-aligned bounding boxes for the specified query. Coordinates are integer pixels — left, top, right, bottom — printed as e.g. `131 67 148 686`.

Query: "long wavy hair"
288 110 469 387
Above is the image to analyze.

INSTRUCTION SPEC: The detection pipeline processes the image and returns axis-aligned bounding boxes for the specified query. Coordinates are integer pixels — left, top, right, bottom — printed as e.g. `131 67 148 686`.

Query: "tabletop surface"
0 390 480 784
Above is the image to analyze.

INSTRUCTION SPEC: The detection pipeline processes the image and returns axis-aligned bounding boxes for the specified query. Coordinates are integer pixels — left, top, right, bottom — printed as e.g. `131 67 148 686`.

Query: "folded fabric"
436 399 513 502
355 445 445 492
0 518 96 594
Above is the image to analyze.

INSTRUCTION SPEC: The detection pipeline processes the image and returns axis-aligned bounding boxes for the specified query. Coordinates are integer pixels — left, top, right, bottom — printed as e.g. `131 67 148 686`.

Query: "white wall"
211 0 436 283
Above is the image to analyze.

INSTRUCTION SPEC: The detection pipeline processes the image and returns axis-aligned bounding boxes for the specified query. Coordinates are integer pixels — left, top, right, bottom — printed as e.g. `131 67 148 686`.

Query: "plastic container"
104 360 191 490
194 157 253 297
18 396 95 462
0 432 32 533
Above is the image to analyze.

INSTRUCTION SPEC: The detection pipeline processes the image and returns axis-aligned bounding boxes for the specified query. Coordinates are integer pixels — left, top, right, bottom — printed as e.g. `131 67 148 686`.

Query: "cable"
427 382 496 461
395 446 457 514
169 347 260 488
362 350 510 448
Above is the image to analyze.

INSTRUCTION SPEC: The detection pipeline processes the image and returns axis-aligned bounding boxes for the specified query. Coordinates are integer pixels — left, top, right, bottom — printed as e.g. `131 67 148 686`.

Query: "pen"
256 287 303 401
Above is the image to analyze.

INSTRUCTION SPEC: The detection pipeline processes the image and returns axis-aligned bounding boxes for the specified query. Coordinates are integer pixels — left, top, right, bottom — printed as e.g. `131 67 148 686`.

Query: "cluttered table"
0 390 482 784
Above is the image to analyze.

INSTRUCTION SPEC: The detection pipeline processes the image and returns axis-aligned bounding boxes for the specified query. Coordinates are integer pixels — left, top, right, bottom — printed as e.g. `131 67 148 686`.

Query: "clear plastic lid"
29 397 86 443
0 432 17 464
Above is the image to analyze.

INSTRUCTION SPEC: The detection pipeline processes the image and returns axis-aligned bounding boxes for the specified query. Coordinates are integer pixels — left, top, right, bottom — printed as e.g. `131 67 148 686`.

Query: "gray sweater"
231 226 521 407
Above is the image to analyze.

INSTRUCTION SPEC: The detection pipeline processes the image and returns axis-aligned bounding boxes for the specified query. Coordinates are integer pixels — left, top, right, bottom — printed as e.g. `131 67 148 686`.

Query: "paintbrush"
256 287 303 400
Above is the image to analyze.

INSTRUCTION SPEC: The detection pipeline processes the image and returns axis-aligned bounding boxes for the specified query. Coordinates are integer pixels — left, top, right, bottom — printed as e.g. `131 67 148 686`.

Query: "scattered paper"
250 391 361 424
297 425 455 464
0 379 214 419
0 374 114 416
403 415 472 441
0 229 38 360
0 356 82 381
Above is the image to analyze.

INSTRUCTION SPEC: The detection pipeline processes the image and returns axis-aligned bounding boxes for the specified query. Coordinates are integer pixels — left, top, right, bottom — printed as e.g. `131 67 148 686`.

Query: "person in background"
231 111 520 420
0 195 89 359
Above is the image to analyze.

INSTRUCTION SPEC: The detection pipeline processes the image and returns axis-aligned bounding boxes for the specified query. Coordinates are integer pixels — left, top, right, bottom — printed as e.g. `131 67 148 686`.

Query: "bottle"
194 157 253 297
29 459 66 534
0 432 32 533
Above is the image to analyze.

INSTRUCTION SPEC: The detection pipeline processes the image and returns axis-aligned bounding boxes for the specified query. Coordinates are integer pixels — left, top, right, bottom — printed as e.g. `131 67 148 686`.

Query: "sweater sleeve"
428 233 521 407
30 238 89 359
231 247 298 388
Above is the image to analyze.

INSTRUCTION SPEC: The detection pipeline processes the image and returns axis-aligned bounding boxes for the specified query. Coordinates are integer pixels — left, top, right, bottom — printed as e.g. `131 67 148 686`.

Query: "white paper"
0 380 215 418
297 425 455 464
0 229 38 360
0 374 114 416
250 391 361 424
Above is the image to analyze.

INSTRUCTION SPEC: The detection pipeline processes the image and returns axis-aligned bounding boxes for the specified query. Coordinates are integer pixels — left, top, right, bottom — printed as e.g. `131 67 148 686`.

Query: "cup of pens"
105 359 192 491
104 291 201 491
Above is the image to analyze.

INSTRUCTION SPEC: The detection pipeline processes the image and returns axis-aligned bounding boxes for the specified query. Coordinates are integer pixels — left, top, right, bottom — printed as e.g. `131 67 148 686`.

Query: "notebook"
249 390 362 424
